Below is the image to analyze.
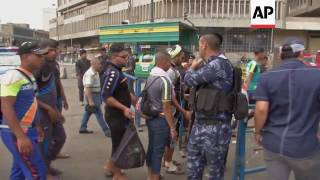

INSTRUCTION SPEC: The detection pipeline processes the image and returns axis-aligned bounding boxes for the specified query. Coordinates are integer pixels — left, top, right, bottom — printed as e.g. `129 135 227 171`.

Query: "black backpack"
232 66 249 120
0 69 34 124
139 76 162 118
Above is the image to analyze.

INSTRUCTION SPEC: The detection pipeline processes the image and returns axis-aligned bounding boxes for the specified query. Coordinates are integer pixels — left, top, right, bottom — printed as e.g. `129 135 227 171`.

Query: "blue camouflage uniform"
184 54 233 180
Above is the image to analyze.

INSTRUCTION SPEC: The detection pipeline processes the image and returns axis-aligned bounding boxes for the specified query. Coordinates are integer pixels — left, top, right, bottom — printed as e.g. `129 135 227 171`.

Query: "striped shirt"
146 75 172 113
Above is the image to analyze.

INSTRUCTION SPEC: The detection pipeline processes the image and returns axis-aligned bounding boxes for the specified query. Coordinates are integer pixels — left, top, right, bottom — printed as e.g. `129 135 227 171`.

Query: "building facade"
43 8 57 31
49 0 320 62
0 23 49 47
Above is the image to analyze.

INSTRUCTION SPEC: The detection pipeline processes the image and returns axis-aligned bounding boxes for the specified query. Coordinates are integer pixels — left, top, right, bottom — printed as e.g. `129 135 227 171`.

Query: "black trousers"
78 79 84 102
105 114 128 155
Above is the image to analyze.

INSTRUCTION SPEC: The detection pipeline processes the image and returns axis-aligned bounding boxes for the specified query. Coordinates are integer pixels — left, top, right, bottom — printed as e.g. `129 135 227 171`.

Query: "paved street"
0 78 269 180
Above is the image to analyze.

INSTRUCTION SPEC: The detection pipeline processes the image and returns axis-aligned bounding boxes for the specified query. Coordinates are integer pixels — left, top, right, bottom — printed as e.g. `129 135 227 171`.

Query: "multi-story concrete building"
0 23 49 47
43 8 57 31
49 0 320 62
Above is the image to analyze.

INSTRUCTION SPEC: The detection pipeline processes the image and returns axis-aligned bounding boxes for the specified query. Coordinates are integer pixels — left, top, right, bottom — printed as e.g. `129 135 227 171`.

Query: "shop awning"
99 22 183 43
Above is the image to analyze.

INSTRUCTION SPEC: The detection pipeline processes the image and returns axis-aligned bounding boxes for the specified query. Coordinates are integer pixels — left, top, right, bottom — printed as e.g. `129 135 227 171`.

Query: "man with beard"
34 40 67 177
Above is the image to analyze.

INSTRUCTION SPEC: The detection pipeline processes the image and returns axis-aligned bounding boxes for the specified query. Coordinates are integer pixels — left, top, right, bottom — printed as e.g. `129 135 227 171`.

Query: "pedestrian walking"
0 42 48 180
75 49 90 106
79 58 111 137
34 40 66 177
101 43 136 180
54 58 70 160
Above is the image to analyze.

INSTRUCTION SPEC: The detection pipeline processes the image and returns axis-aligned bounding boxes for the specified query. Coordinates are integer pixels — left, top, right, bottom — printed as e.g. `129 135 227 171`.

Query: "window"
221 28 272 52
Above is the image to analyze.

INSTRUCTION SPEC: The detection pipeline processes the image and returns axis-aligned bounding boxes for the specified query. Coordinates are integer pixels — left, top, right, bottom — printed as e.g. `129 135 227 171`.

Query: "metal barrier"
232 105 266 180
124 73 145 128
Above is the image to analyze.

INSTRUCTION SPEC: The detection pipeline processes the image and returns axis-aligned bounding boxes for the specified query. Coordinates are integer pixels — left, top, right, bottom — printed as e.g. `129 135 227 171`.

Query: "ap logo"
251 0 276 28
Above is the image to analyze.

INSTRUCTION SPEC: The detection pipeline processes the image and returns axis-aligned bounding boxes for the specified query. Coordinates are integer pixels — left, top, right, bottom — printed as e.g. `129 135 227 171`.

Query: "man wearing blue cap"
254 39 320 180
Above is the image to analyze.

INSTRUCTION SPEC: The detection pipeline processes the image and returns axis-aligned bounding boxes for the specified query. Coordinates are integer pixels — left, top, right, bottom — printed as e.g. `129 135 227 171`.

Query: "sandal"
172 161 181 167
49 167 63 176
103 166 113 178
47 174 61 180
103 168 125 178
179 151 186 158
56 153 70 159
104 170 113 178
164 160 182 168
166 166 185 175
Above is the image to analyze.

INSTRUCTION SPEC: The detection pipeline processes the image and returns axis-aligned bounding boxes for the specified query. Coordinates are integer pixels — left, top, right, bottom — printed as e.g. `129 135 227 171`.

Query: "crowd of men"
0 33 319 180
0 40 69 180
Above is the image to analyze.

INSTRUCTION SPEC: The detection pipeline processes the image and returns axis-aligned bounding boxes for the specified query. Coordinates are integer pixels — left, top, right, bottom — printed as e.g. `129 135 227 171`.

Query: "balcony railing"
288 0 309 15
50 0 286 38
288 0 320 16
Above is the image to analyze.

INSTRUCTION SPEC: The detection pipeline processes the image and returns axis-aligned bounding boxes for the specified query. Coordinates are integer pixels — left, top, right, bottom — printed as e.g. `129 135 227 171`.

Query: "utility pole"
53 3 59 42
150 0 154 22
127 0 132 23
56 11 59 42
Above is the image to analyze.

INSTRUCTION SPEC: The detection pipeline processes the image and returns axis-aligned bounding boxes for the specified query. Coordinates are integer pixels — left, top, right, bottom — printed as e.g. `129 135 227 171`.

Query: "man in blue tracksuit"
0 42 48 180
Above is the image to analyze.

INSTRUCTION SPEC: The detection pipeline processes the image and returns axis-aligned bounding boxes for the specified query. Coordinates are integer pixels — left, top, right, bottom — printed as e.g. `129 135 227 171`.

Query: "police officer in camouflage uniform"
184 34 234 180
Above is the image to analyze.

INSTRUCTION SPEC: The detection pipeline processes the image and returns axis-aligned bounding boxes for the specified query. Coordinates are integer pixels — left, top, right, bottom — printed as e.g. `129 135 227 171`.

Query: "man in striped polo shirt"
145 51 177 180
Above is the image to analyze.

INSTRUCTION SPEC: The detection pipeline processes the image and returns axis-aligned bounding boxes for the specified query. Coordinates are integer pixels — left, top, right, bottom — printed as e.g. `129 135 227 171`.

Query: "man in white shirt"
79 58 111 137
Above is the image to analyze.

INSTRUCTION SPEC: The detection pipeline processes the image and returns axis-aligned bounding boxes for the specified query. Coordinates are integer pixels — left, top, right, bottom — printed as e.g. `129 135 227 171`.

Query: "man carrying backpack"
0 42 48 180
142 51 177 180
184 34 234 179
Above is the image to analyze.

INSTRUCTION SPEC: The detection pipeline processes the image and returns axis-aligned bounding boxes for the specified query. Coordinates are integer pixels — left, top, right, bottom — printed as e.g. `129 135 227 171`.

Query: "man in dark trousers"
75 49 90 106
101 43 136 180
34 40 66 177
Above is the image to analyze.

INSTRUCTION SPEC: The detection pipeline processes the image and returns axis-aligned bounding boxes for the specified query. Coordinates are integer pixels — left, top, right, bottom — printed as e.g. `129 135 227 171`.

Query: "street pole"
56 11 59 42
150 0 154 22
53 3 60 42
71 19 73 48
